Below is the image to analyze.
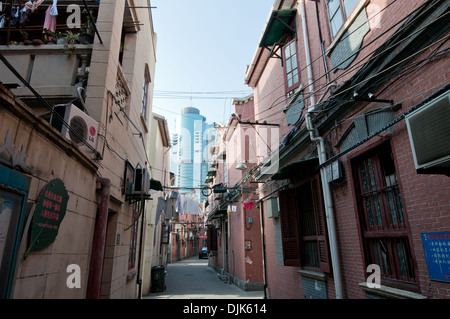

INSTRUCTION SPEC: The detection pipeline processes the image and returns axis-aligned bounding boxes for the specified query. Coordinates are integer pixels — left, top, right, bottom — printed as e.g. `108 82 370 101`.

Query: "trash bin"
150 265 166 293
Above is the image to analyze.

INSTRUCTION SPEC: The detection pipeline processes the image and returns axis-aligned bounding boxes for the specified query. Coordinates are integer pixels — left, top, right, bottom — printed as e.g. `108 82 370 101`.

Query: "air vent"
58 104 99 154
406 90 450 174
68 116 88 144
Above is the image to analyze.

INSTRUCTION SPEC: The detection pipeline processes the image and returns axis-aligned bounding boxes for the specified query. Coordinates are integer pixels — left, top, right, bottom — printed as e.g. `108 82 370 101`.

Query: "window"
278 176 330 272
0 189 26 298
327 0 360 37
141 66 151 119
284 41 300 90
161 223 170 245
352 142 417 290
128 202 141 270
0 166 29 299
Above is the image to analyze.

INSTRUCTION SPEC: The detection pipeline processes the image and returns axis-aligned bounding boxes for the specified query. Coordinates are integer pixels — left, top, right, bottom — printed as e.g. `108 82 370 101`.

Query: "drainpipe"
137 197 146 299
86 177 111 299
259 203 268 299
300 0 343 299
300 0 315 107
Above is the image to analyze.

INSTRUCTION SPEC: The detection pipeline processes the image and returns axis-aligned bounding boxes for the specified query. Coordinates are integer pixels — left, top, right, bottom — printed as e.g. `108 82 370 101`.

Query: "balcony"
0 43 92 111
0 0 100 112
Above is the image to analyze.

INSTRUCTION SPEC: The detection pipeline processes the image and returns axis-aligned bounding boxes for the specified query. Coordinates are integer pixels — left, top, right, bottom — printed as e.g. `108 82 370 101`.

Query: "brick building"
205 95 264 291
0 0 164 299
233 0 449 299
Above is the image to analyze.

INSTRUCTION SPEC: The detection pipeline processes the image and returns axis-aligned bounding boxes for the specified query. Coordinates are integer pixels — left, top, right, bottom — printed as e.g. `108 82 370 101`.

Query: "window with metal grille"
128 201 141 270
352 142 417 290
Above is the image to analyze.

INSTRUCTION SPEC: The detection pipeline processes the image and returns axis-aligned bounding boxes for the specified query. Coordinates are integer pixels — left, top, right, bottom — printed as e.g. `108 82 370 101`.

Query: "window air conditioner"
405 90 450 174
134 168 151 194
60 104 99 154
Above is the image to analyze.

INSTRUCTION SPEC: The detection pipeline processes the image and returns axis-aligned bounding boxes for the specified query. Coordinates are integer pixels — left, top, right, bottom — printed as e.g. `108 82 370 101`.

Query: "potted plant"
79 9 95 44
64 30 79 59
43 28 65 44
20 30 32 45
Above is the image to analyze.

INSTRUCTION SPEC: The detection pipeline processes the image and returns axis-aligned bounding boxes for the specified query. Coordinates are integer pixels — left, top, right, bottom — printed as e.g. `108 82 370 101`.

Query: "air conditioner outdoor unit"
134 168 151 194
59 104 99 154
405 90 450 174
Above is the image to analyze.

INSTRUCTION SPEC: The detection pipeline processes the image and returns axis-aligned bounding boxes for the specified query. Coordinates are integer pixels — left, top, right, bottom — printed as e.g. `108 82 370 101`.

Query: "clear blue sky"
150 0 275 134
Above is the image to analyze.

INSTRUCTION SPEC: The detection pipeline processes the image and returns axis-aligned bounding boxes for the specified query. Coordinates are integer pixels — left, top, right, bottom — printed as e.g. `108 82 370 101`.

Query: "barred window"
128 201 141 270
352 142 417 290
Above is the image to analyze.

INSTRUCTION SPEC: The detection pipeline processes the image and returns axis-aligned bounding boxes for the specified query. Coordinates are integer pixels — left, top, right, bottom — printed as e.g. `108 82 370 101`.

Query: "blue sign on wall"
421 232 450 282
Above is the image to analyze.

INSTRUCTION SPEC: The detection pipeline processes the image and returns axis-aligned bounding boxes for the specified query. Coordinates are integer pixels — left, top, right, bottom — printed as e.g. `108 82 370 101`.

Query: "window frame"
350 140 419 292
0 188 26 298
0 166 30 299
282 39 301 93
278 175 331 273
326 0 360 38
128 202 141 270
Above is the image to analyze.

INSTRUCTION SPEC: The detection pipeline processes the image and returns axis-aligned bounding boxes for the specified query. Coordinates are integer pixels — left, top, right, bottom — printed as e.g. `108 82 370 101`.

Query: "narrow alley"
145 257 264 299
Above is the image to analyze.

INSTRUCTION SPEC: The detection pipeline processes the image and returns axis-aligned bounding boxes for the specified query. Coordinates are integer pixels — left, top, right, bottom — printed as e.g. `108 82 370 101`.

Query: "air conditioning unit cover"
134 168 151 194
405 90 450 173
60 104 99 153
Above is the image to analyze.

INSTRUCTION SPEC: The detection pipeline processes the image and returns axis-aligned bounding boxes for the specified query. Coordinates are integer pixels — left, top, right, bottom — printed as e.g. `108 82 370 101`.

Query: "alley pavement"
144 257 264 299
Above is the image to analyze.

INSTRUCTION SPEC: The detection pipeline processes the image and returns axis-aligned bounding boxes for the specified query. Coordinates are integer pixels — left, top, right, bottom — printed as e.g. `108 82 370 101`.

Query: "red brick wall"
325 37 450 298
250 0 449 299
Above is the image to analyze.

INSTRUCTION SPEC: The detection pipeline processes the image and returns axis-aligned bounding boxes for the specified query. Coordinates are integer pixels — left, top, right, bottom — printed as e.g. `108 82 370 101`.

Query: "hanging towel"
154 197 166 226
50 0 57 16
19 0 45 27
176 193 185 215
23 0 45 14
43 4 56 33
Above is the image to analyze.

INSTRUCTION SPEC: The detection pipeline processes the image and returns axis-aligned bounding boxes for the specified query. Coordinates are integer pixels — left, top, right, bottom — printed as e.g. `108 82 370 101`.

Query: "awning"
150 178 163 191
259 9 297 48
271 157 319 181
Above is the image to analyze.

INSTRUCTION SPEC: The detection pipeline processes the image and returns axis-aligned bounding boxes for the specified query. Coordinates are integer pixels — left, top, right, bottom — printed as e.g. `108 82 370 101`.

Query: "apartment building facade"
207 0 449 299
0 0 162 299
205 95 265 291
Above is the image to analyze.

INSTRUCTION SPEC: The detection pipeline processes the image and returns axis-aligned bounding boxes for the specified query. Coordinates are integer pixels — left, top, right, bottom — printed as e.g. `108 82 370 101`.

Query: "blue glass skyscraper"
171 107 215 201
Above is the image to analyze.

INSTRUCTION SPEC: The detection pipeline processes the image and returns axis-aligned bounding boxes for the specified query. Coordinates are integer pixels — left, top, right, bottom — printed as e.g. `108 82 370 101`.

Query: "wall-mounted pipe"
259 203 269 299
86 177 111 299
300 0 343 299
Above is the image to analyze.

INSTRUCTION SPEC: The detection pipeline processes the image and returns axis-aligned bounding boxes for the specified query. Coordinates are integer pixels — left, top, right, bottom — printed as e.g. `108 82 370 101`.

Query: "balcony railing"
0 43 92 110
